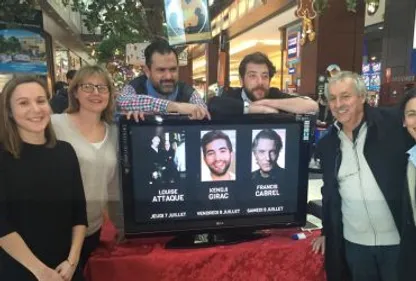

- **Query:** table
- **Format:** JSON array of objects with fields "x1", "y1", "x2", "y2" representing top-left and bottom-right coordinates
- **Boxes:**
[{"x1": 86, "y1": 221, "x2": 326, "y2": 281}]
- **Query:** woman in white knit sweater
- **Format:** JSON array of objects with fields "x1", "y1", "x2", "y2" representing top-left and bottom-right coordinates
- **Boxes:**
[{"x1": 51, "y1": 65, "x2": 118, "y2": 271}]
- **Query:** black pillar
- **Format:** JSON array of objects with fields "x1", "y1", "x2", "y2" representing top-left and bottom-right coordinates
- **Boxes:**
[{"x1": 380, "y1": 0, "x2": 416, "y2": 105}]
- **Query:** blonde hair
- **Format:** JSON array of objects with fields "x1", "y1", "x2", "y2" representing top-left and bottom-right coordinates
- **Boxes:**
[
  {"x1": 66, "y1": 65, "x2": 115, "y2": 123},
  {"x1": 0, "y1": 76, "x2": 56, "y2": 158}
]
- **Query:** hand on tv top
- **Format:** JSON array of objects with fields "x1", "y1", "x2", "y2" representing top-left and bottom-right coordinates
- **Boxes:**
[
  {"x1": 248, "y1": 104, "x2": 279, "y2": 114},
  {"x1": 188, "y1": 104, "x2": 211, "y2": 120},
  {"x1": 311, "y1": 235, "x2": 325, "y2": 255},
  {"x1": 169, "y1": 102, "x2": 211, "y2": 120},
  {"x1": 125, "y1": 111, "x2": 146, "y2": 122}
]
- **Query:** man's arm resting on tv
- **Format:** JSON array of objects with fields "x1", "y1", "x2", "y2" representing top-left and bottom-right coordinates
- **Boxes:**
[
  {"x1": 117, "y1": 84, "x2": 171, "y2": 113},
  {"x1": 253, "y1": 95, "x2": 319, "y2": 114},
  {"x1": 178, "y1": 90, "x2": 210, "y2": 119},
  {"x1": 166, "y1": 99, "x2": 210, "y2": 120},
  {"x1": 208, "y1": 96, "x2": 278, "y2": 117},
  {"x1": 118, "y1": 85, "x2": 210, "y2": 119}
]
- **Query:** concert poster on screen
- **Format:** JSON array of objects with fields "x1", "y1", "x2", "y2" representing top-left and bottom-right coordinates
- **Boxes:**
[{"x1": 130, "y1": 124, "x2": 300, "y2": 223}]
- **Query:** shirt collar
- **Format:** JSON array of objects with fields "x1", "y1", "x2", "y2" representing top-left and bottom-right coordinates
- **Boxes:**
[
  {"x1": 335, "y1": 119, "x2": 366, "y2": 142},
  {"x1": 407, "y1": 145, "x2": 416, "y2": 166},
  {"x1": 333, "y1": 111, "x2": 366, "y2": 142},
  {"x1": 146, "y1": 79, "x2": 178, "y2": 101},
  {"x1": 334, "y1": 121, "x2": 342, "y2": 131},
  {"x1": 352, "y1": 118, "x2": 366, "y2": 142},
  {"x1": 241, "y1": 89, "x2": 252, "y2": 103}
]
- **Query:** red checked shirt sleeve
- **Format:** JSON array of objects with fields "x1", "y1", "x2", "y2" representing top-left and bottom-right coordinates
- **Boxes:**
[
  {"x1": 189, "y1": 91, "x2": 208, "y2": 109},
  {"x1": 117, "y1": 84, "x2": 170, "y2": 113}
]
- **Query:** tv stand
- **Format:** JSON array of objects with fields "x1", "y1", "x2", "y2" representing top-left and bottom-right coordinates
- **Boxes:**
[{"x1": 165, "y1": 231, "x2": 270, "y2": 249}]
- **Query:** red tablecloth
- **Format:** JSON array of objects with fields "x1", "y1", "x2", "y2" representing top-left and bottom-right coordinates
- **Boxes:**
[{"x1": 86, "y1": 221, "x2": 326, "y2": 281}]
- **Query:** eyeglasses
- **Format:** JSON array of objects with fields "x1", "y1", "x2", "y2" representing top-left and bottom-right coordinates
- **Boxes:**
[{"x1": 79, "y1": 83, "x2": 109, "y2": 94}]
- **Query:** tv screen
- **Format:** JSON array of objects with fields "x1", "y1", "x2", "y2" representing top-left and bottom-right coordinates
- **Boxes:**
[{"x1": 119, "y1": 114, "x2": 312, "y2": 238}]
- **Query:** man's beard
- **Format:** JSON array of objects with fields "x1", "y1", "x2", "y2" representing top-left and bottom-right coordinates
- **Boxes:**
[
  {"x1": 243, "y1": 86, "x2": 269, "y2": 101},
  {"x1": 154, "y1": 80, "x2": 178, "y2": 96},
  {"x1": 208, "y1": 161, "x2": 231, "y2": 177}
]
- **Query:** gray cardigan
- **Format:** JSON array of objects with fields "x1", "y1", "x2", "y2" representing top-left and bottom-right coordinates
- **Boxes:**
[{"x1": 51, "y1": 114, "x2": 119, "y2": 236}]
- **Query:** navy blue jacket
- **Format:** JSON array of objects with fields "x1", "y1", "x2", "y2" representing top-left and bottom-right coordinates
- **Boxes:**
[{"x1": 207, "y1": 87, "x2": 295, "y2": 118}]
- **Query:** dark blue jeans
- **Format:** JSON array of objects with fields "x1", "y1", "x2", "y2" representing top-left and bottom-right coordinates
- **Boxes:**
[{"x1": 345, "y1": 239, "x2": 399, "y2": 281}]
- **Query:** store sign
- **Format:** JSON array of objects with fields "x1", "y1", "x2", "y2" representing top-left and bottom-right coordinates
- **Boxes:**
[
  {"x1": 362, "y1": 63, "x2": 370, "y2": 73},
  {"x1": 287, "y1": 84, "x2": 297, "y2": 94},
  {"x1": 372, "y1": 62, "x2": 381, "y2": 72},
  {"x1": 125, "y1": 43, "x2": 149, "y2": 66},
  {"x1": 178, "y1": 49, "x2": 188, "y2": 66},
  {"x1": 0, "y1": 29, "x2": 47, "y2": 75},
  {"x1": 362, "y1": 62, "x2": 381, "y2": 91},
  {"x1": 0, "y1": 9, "x2": 43, "y2": 29},
  {"x1": 164, "y1": 0, "x2": 212, "y2": 46},
  {"x1": 287, "y1": 32, "x2": 300, "y2": 64},
  {"x1": 287, "y1": 34, "x2": 299, "y2": 61},
  {"x1": 126, "y1": 42, "x2": 188, "y2": 66},
  {"x1": 286, "y1": 23, "x2": 302, "y2": 65},
  {"x1": 391, "y1": 75, "x2": 416, "y2": 82}
]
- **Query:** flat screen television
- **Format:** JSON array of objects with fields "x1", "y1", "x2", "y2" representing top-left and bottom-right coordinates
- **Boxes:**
[{"x1": 119, "y1": 114, "x2": 312, "y2": 247}]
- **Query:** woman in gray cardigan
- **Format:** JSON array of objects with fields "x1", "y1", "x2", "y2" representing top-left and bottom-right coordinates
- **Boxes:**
[{"x1": 51, "y1": 65, "x2": 119, "y2": 271}]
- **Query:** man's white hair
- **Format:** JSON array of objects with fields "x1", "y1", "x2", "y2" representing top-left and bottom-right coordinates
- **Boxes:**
[{"x1": 327, "y1": 71, "x2": 368, "y2": 99}]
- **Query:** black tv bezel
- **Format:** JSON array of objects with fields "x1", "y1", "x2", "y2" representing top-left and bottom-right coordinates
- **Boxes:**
[{"x1": 118, "y1": 113, "x2": 311, "y2": 238}]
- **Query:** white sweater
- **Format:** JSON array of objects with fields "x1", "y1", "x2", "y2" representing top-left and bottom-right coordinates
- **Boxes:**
[
  {"x1": 51, "y1": 114, "x2": 118, "y2": 236},
  {"x1": 338, "y1": 123, "x2": 400, "y2": 246}
]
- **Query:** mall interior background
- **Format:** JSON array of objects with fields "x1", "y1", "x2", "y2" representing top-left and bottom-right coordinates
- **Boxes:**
[{"x1": 0, "y1": 0, "x2": 415, "y2": 107}]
